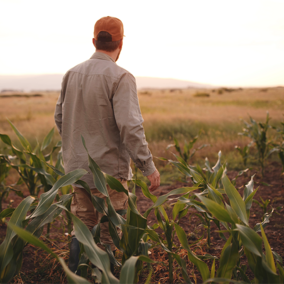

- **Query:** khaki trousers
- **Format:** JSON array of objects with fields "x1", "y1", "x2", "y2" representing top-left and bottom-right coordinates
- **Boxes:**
[{"x1": 71, "y1": 179, "x2": 128, "y2": 251}]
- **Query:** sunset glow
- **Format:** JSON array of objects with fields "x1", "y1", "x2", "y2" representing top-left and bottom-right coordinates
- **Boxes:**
[{"x1": 0, "y1": 0, "x2": 284, "y2": 87}]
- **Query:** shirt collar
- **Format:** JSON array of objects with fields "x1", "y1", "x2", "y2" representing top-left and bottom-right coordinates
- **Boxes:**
[{"x1": 90, "y1": 51, "x2": 115, "y2": 63}]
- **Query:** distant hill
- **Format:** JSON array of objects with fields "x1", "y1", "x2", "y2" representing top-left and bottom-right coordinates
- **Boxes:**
[
  {"x1": 0, "y1": 74, "x2": 213, "y2": 92},
  {"x1": 136, "y1": 77, "x2": 213, "y2": 89}
]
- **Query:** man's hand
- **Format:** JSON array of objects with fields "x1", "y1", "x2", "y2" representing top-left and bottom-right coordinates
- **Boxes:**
[{"x1": 147, "y1": 169, "x2": 160, "y2": 192}]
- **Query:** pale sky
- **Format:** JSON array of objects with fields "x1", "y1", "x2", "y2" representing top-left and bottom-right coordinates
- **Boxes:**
[{"x1": 0, "y1": 0, "x2": 284, "y2": 87}]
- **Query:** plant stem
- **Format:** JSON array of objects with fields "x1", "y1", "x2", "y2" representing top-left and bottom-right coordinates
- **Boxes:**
[
  {"x1": 46, "y1": 223, "x2": 50, "y2": 238},
  {"x1": 168, "y1": 252, "x2": 173, "y2": 283},
  {"x1": 207, "y1": 219, "x2": 211, "y2": 247}
]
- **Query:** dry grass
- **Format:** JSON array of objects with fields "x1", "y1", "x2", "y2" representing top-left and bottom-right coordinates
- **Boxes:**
[
  {"x1": 139, "y1": 87, "x2": 284, "y2": 122},
  {"x1": 0, "y1": 87, "x2": 283, "y2": 164},
  {"x1": 0, "y1": 92, "x2": 60, "y2": 143}
]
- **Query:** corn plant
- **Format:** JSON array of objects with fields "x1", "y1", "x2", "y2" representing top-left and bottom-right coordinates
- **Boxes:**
[
  {"x1": 0, "y1": 155, "x2": 24, "y2": 219},
  {"x1": 253, "y1": 197, "x2": 270, "y2": 216},
  {"x1": 0, "y1": 157, "x2": 11, "y2": 212},
  {"x1": 235, "y1": 143, "x2": 252, "y2": 167},
  {"x1": 0, "y1": 167, "x2": 87, "y2": 283},
  {"x1": 167, "y1": 135, "x2": 208, "y2": 165},
  {"x1": 198, "y1": 174, "x2": 283, "y2": 283},
  {"x1": 167, "y1": 151, "x2": 284, "y2": 283},
  {"x1": 0, "y1": 121, "x2": 66, "y2": 237},
  {"x1": 168, "y1": 151, "x2": 227, "y2": 247},
  {"x1": 134, "y1": 178, "x2": 215, "y2": 283},
  {"x1": 239, "y1": 112, "x2": 273, "y2": 176},
  {"x1": 271, "y1": 121, "x2": 284, "y2": 172},
  {"x1": 0, "y1": 121, "x2": 62, "y2": 197}
]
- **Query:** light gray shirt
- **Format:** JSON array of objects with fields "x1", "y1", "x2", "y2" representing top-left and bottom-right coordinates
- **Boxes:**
[{"x1": 54, "y1": 51, "x2": 156, "y2": 188}]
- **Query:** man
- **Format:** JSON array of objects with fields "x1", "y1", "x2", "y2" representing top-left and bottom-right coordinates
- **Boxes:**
[{"x1": 54, "y1": 16, "x2": 160, "y2": 273}]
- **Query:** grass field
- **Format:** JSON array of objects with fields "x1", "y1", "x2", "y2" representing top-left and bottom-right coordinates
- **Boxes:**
[{"x1": 0, "y1": 87, "x2": 283, "y2": 175}]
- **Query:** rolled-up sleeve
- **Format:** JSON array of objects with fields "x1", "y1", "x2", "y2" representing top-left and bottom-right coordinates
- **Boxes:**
[{"x1": 113, "y1": 73, "x2": 156, "y2": 176}]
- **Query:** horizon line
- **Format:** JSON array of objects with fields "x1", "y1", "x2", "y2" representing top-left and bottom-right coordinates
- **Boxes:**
[{"x1": 0, "y1": 73, "x2": 283, "y2": 89}]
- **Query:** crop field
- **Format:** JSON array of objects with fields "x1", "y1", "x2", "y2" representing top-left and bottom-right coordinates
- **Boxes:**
[
  {"x1": 1, "y1": 87, "x2": 283, "y2": 163},
  {"x1": 0, "y1": 87, "x2": 284, "y2": 283}
]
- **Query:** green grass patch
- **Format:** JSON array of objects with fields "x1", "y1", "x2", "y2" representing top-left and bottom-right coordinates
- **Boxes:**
[
  {"x1": 193, "y1": 92, "x2": 210, "y2": 98},
  {"x1": 144, "y1": 120, "x2": 243, "y2": 142},
  {"x1": 207, "y1": 99, "x2": 284, "y2": 109}
]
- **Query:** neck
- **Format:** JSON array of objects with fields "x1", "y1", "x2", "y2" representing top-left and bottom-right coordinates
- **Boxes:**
[{"x1": 96, "y1": 49, "x2": 119, "y2": 62}]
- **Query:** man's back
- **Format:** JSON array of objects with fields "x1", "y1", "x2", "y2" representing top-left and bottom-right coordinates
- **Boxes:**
[{"x1": 55, "y1": 51, "x2": 156, "y2": 188}]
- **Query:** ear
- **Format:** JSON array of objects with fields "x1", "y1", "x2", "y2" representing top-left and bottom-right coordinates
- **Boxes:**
[
  {"x1": 119, "y1": 39, "x2": 123, "y2": 49},
  {"x1": 92, "y1": 38, "x2": 96, "y2": 48}
]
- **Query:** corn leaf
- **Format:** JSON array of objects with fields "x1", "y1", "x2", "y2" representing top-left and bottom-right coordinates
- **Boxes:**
[
  {"x1": 31, "y1": 169, "x2": 87, "y2": 218},
  {"x1": 0, "y1": 196, "x2": 34, "y2": 274},
  {"x1": 235, "y1": 224, "x2": 262, "y2": 257},
  {"x1": 75, "y1": 180, "x2": 108, "y2": 215},
  {"x1": 217, "y1": 242, "x2": 239, "y2": 279},
  {"x1": 105, "y1": 174, "x2": 128, "y2": 195},
  {"x1": 210, "y1": 259, "x2": 215, "y2": 279},
  {"x1": 81, "y1": 136, "x2": 108, "y2": 197},
  {"x1": 207, "y1": 184, "x2": 224, "y2": 205},
  {"x1": 172, "y1": 201, "x2": 186, "y2": 220},
  {"x1": 0, "y1": 208, "x2": 15, "y2": 219},
  {"x1": 58, "y1": 258, "x2": 91, "y2": 284},
  {"x1": 276, "y1": 262, "x2": 284, "y2": 283},
  {"x1": 173, "y1": 254, "x2": 192, "y2": 284},
  {"x1": 197, "y1": 195, "x2": 233, "y2": 224},
  {"x1": 245, "y1": 188, "x2": 258, "y2": 211},
  {"x1": 126, "y1": 209, "x2": 147, "y2": 255},
  {"x1": 225, "y1": 203, "x2": 240, "y2": 224},
  {"x1": 243, "y1": 175, "x2": 255, "y2": 201},
  {"x1": 41, "y1": 127, "x2": 54, "y2": 151},
  {"x1": 8, "y1": 119, "x2": 31, "y2": 151},
  {"x1": 26, "y1": 194, "x2": 72, "y2": 235},
  {"x1": 0, "y1": 134, "x2": 26, "y2": 162},
  {"x1": 260, "y1": 224, "x2": 276, "y2": 273},
  {"x1": 144, "y1": 268, "x2": 153, "y2": 284},
  {"x1": 175, "y1": 223, "x2": 210, "y2": 281},
  {"x1": 169, "y1": 160, "x2": 192, "y2": 177},
  {"x1": 212, "y1": 151, "x2": 222, "y2": 173},
  {"x1": 119, "y1": 255, "x2": 153, "y2": 284},
  {"x1": 71, "y1": 213, "x2": 119, "y2": 284},
  {"x1": 134, "y1": 179, "x2": 157, "y2": 203},
  {"x1": 145, "y1": 187, "x2": 199, "y2": 218},
  {"x1": 8, "y1": 223, "x2": 91, "y2": 283},
  {"x1": 222, "y1": 175, "x2": 248, "y2": 225}
]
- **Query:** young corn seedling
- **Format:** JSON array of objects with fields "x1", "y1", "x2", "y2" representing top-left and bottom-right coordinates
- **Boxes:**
[
  {"x1": 253, "y1": 197, "x2": 271, "y2": 217},
  {"x1": 235, "y1": 142, "x2": 252, "y2": 167},
  {"x1": 0, "y1": 121, "x2": 62, "y2": 197},
  {"x1": 0, "y1": 156, "x2": 12, "y2": 213},
  {"x1": 0, "y1": 121, "x2": 65, "y2": 237},
  {"x1": 167, "y1": 135, "x2": 208, "y2": 165},
  {"x1": 239, "y1": 112, "x2": 273, "y2": 176},
  {"x1": 169, "y1": 151, "x2": 226, "y2": 246},
  {"x1": 271, "y1": 121, "x2": 284, "y2": 172}
]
